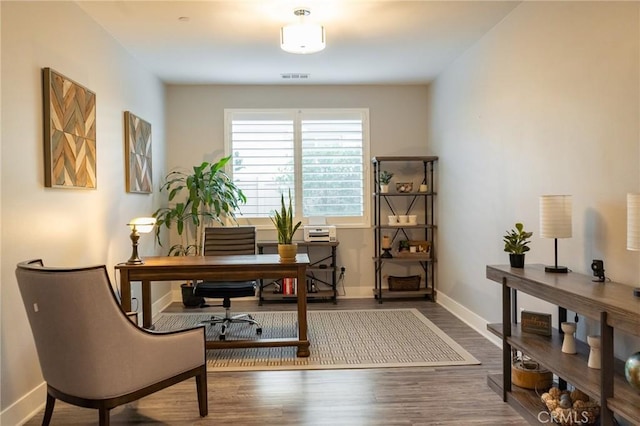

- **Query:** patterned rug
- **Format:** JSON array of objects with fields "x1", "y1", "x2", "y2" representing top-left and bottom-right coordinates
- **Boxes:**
[{"x1": 153, "y1": 309, "x2": 480, "y2": 372}]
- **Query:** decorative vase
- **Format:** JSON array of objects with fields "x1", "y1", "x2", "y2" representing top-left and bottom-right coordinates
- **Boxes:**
[
  {"x1": 561, "y1": 322, "x2": 577, "y2": 354},
  {"x1": 278, "y1": 243, "x2": 298, "y2": 263},
  {"x1": 380, "y1": 184, "x2": 389, "y2": 193},
  {"x1": 625, "y1": 351, "x2": 640, "y2": 391},
  {"x1": 509, "y1": 254, "x2": 525, "y2": 268},
  {"x1": 587, "y1": 335, "x2": 601, "y2": 369}
]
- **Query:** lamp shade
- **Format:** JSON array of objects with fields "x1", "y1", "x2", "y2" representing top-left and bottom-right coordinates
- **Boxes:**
[
  {"x1": 539, "y1": 195, "x2": 572, "y2": 239},
  {"x1": 128, "y1": 217, "x2": 156, "y2": 234},
  {"x1": 627, "y1": 193, "x2": 640, "y2": 251}
]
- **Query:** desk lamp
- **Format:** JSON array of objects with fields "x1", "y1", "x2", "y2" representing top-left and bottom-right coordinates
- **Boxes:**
[
  {"x1": 126, "y1": 217, "x2": 156, "y2": 265},
  {"x1": 626, "y1": 193, "x2": 640, "y2": 297},
  {"x1": 539, "y1": 195, "x2": 572, "y2": 273}
]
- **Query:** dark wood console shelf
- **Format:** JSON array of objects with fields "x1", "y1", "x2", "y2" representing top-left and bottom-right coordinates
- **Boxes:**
[{"x1": 486, "y1": 264, "x2": 640, "y2": 426}]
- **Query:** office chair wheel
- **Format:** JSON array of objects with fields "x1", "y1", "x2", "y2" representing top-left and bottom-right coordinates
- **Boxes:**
[{"x1": 256, "y1": 327, "x2": 262, "y2": 335}]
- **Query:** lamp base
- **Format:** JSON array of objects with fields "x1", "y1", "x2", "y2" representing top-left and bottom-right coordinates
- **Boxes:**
[
  {"x1": 126, "y1": 258, "x2": 144, "y2": 265},
  {"x1": 545, "y1": 265, "x2": 569, "y2": 273},
  {"x1": 381, "y1": 248, "x2": 393, "y2": 258}
]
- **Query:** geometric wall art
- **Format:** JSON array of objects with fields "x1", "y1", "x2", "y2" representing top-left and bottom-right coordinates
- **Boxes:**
[
  {"x1": 124, "y1": 111, "x2": 152, "y2": 193},
  {"x1": 42, "y1": 67, "x2": 97, "y2": 189}
]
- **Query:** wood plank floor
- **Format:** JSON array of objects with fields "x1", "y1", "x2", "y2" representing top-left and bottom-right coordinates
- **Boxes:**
[{"x1": 24, "y1": 298, "x2": 528, "y2": 425}]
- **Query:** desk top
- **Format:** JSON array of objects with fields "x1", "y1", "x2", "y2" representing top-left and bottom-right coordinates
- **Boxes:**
[{"x1": 116, "y1": 254, "x2": 310, "y2": 271}]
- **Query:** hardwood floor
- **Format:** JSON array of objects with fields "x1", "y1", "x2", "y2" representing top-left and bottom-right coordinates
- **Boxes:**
[{"x1": 24, "y1": 298, "x2": 528, "y2": 425}]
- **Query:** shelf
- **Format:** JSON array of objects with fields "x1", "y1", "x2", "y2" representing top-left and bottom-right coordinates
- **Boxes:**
[
  {"x1": 487, "y1": 374, "x2": 549, "y2": 426},
  {"x1": 377, "y1": 224, "x2": 436, "y2": 229},
  {"x1": 374, "y1": 256, "x2": 433, "y2": 263},
  {"x1": 487, "y1": 323, "x2": 600, "y2": 400},
  {"x1": 372, "y1": 155, "x2": 439, "y2": 162},
  {"x1": 375, "y1": 192, "x2": 437, "y2": 197},
  {"x1": 260, "y1": 289, "x2": 336, "y2": 302},
  {"x1": 257, "y1": 241, "x2": 339, "y2": 248},
  {"x1": 372, "y1": 288, "x2": 434, "y2": 300}
]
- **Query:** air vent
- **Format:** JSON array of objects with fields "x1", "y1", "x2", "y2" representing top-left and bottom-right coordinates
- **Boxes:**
[{"x1": 281, "y1": 73, "x2": 310, "y2": 79}]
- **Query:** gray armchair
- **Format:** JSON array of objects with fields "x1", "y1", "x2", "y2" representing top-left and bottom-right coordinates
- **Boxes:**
[{"x1": 15, "y1": 259, "x2": 208, "y2": 426}]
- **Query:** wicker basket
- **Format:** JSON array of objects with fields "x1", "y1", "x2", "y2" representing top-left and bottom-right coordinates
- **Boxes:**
[{"x1": 388, "y1": 275, "x2": 421, "y2": 291}]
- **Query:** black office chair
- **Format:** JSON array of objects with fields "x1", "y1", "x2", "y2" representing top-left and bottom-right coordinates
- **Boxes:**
[{"x1": 194, "y1": 226, "x2": 262, "y2": 340}]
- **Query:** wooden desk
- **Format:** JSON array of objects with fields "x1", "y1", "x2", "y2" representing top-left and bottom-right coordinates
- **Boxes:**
[{"x1": 115, "y1": 254, "x2": 310, "y2": 357}]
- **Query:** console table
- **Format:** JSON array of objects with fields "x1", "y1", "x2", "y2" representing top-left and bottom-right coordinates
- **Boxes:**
[
  {"x1": 486, "y1": 264, "x2": 640, "y2": 425},
  {"x1": 116, "y1": 254, "x2": 311, "y2": 357}
]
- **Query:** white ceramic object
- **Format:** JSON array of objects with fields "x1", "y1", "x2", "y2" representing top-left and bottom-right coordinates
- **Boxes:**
[
  {"x1": 561, "y1": 322, "x2": 577, "y2": 354},
  {"x1": 398, "y1": 215, "x2": 409, "y2": 224},
  {"x1": 587, "y1": 335, "x2": 601, "y2": 369},
  {"x1": 408, "y1": 215, "x2": 417, "y2": 225},
  {"x1": 419, "y1": 184, "x2": 428, "y2": 192},
  {"x1": 388, "y1": 215, "x2": 397, "y2": 225}
]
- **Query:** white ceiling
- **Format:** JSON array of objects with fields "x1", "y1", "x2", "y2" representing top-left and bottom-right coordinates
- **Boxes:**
[{"x1": 77, "y1": 1, "x2": 520, "y2": 85}]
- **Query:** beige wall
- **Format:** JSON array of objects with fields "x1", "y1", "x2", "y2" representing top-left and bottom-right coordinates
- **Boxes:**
[
  {"x1": 429, "y1": 1, "x2": 640, "y2": 354},
  {"x1": 1, "y1": 2, "x2": 167, "y2": 423},
  {"x1": 165, "y1": 84, "x2": 432, "y2": 297}
]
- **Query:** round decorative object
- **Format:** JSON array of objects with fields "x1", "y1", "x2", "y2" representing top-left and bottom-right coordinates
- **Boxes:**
[{"x1": 625, "y1": 351, "x2": 640, "y2": 391}]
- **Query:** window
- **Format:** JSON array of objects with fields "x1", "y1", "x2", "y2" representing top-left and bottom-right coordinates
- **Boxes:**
[{"x1": 225, "y1": 109, "x2": 370, "y2": 227}]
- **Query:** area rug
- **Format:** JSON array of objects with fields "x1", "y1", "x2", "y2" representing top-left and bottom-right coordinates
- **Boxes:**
[{"x1": 153, "y1": 309, "x2": 480, "y2": 372}]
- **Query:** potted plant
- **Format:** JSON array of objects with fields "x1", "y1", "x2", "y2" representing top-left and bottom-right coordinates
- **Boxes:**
[
  {"x1": 153, "y1": 156, "x2": 246, "y2": 306},
  {"x1": 503, "y1": 222, "x2": 533, "y2": 268},
  {"x1": 379, "y1": 170, "x2": 393, "y2": 193},
  {"x1": 270, "y1": 189, "x2": 302, "y2": 262}
]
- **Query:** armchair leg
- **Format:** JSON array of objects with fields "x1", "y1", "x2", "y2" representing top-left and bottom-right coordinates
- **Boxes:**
[
  {"x1": 42, "y1": 392, "x2": 55, "y2": 426},
  {"x1": 98, "y1": 407, "x2": 110, "y2": 426},
  {"x1": 196, "y1": 365, "x2": 208, "y2": 417}
]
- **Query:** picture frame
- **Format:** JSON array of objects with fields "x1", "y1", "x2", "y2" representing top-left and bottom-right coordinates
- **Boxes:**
[
  {"x1": 124, "y1": 111, "x2": 152, "y2": 193},
  {"x1": 396, "y1": 240, "x2": 431, "y2": 257},
  {"x1": 409, "y1": 240, "x2": 431, "y2": 256},
  {"x1": 43, "y1": 68, "x2": 96, "y2": 189}
]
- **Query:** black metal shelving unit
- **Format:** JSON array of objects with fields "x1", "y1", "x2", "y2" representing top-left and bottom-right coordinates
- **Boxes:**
[{"x1": 372, "y1": 156, "x2": 438, "y2": 303}]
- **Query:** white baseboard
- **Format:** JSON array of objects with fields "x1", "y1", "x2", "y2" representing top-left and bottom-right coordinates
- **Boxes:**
[
  {"x1": 0, "y1": 381, "x2": 46, "y2": 426},
  {"x1": 436, "y1": 291, "x2": 502, "y2": 349}
]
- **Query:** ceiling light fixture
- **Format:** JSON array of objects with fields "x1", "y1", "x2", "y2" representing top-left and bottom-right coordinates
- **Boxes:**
[{"x1": 280, "y1": 8, "x2": 326, "y2": 54}]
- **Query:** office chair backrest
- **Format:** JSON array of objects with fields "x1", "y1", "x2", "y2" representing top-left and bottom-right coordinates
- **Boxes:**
[{"x1": 203, "y1": 226, "x2": 256, "y2": 256}]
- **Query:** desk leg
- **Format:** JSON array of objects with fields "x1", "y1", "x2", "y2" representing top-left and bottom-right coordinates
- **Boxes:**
[
  {"x1": 119, "y1": 270, "x2": 132, "y2": 313},
  {"x1": 296, "y1": 265, "x2": 310, "y2": 357},
  {"x1": 142, "y1": 280, "x2": 152, "y2": 329}
]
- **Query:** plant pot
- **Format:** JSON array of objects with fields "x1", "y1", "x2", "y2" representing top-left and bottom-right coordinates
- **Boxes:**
[
  {"x1": 509, "y1": 253, "x2": 525, "y2": 268},
  {"x1": 278, "y1": 243, "x2": 298, "y2": 263},
  {"x1": 181, "y1": 283, "x2": 204, "y2": 308},
  {"x1": 380, "y1": 184, "x2": 389, "y2": 193}
]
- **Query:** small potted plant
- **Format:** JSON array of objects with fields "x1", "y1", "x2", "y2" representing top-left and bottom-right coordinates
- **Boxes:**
[
  {"x1": 379, "y1": 170, "x2": 394, "y2": 193},
  {"x1": 270, "y1": 189, "x2": 302, "y2": 262},
  {"x1": 503, "y1": 222, "x2": 533, "y2": 268}
]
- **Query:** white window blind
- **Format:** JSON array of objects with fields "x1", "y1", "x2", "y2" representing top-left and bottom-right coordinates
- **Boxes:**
[{"x1": 225, "y1": 109, "x2": 370, "y2": 226}]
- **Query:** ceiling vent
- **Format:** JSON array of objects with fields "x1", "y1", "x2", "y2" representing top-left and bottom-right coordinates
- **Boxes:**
[{"x1": 281, "y1": 73, "x2": 310, "y2": 80}]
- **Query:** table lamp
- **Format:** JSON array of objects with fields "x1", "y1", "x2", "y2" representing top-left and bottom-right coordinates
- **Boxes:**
[
  {"x1": 539, "y1": 195, "x2": 572, "y2": 273},
  {"x1": 626, "y1": 193, "x2": 640, "y2": 297},
  {"x1": 126, "y1": 217, "x2": 156, "y2": 265}
]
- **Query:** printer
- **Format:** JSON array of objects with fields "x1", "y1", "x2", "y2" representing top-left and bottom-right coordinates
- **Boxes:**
[{"x1": 303, "y1": 225, "x2": 337, "y2": 242}]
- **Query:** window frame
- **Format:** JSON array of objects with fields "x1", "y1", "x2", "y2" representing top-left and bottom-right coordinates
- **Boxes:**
[{"x1": 224, "y1": 108, "x2": 371, "y2": 229}]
